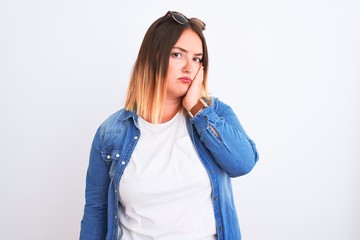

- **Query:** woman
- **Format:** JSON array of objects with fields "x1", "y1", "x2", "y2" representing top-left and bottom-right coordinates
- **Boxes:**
[{"x1": 80, "y1": 11, "x2": 259, "y2": 240}]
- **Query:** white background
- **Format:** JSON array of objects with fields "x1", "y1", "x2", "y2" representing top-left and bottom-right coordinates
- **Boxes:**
[{"x1": 1, "y1": 0, "x2": 359, "y2": 239}]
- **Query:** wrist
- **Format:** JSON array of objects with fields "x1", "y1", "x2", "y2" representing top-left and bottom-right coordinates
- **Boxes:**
[{"x1": 187, "y1": 98, "x2": 208, "y2": 118}]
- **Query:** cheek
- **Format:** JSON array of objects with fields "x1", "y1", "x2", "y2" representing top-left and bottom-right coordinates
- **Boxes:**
[
  {"x1": 168, "y1": 58, "x2": 184, "y2": 70},
  {"x1": 167, "y1": 61, "x2": 179, "y2": 78}
]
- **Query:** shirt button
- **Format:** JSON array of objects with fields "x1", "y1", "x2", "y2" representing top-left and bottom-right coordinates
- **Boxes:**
[
  {"x1": 210, "y1": 170, "x2": 214, "y2": 174},
  {"x1": 115, "y1": 190, "x2": 117, "y2": 193},
  {"x1": 107, "y1": 155, "x2": 111, "y2": 159},
  {"x1": 214, "y1": 196, "x2": 218, "y2": 200},
  {"x1": 115, "y1": 216, "x2": 117, "y2": 219},
  {"x1": 121, "y1": 161, "x2": 126, "y2": 165},
  {"x1": 116, "y1": 153, "x2": 120, "y2": 158},
  {"x1": 134, "y1": 136, "x2": 138, "y2": 140}
]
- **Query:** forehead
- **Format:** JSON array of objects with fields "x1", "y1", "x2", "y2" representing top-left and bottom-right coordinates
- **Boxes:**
[{"x1": 173, "y1": 29, "x2": 203, "y2": 53}]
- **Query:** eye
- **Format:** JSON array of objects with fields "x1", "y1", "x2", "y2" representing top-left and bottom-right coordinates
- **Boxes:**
[
  {"x1": 193, "y1": 57, "x2": 203, "y2": 63},
  {"x1": 170, "y1": 52, "x2": 183, "y2": 58}
]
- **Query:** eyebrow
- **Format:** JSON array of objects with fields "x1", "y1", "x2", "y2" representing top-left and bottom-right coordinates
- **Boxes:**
[{"x1": 172, "y1": 46, "x2": 203, "y2": 56}]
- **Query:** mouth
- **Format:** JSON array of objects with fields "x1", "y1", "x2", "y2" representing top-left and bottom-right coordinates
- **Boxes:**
[{"x1": 179, "y1": 77, "x2": 192, "y2": 84}]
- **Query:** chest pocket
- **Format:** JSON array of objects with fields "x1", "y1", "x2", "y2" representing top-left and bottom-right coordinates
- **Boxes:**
[{"x1": 101, "y1": 147, "x2": 122, "y2": 180}]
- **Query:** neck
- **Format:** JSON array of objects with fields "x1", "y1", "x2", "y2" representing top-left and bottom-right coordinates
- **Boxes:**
[{"x1": 160, "y1": 98, "x2": 182, "y2": 123}]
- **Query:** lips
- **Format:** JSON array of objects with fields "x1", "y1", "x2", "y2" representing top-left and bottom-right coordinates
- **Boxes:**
[{"x1": 179, "y1": 77, "x2": 191, "y2": 84}]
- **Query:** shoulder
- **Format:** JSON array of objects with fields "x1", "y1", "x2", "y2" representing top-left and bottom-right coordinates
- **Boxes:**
[{"x1": 97, "y1": 108, "x2": 137, "y2": 136}]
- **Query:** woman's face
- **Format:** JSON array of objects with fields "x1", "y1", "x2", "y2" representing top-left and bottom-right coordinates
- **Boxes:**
[{"x1": 165, "y1": 28, "x2": 203, "y2": 101}]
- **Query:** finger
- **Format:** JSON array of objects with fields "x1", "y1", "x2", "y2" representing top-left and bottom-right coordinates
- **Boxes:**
[{"x1": 193, "y1": 65, "x2": 204, "y2": 83}]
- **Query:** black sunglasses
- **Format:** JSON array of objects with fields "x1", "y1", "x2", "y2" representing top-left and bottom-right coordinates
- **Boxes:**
[{"x1": 166, "y1": 11, "x2": 206, "y2": 31}]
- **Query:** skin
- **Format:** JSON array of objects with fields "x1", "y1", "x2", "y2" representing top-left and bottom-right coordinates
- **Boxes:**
[{"x1": 162, "y1": 28, "x2": 204, "y2": 123}]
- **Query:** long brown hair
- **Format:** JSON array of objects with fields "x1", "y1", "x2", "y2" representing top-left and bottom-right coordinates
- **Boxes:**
[{"x1": 125, "y1": 12, "x2": 210, "y2": 123}]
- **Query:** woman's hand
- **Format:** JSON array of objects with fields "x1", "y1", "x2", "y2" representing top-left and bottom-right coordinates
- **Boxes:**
[{"x1": 182, "y1": 65, "x2": 204, "y2": 111}]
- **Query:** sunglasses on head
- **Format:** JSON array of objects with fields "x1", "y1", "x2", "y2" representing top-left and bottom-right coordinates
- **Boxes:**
[{"x1": 166, "y1": 11, "x2": 206, "y2": 31}]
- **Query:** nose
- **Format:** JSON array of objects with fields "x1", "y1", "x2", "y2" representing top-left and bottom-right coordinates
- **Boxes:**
[
  {"x1": 182, "y1": 58, "x2": 194, "y2": 74},
  {"x1": 182, "y1": 66, "x2": 191, "y2": 74}
]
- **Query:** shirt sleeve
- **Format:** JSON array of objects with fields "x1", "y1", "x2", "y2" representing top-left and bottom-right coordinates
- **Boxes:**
[
  {"x1": 80, "y1": 126, "x2": 109, "y2": 239},
  {"x1": 189, "y1": 98, "x2": 259, "y2": 177}
]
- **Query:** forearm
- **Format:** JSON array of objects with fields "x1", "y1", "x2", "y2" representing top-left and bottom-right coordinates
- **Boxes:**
[{"x1": 190, "y1": 104, "x2": 258, "y2": 177}]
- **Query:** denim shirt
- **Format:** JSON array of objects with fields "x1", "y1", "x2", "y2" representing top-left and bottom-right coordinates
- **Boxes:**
[{"x1": 80, "y1": 97, "x2": 259, "y2": 240}]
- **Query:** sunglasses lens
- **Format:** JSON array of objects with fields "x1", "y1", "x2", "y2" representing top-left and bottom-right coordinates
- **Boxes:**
[
  {"x1": 171, "y1": 12, "x2": 188, "y2": 25},
  {"x1": 191, "y1": 18, "x2": 206, "y2": 31},
  {"x1": 167, "y1": 11, "x2": 206, "y2": 31}
]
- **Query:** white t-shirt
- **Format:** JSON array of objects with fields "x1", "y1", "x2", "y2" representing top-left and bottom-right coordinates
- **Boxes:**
[{"x1": 118, "y1": 113, "x2": 217, "y2": 240}]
